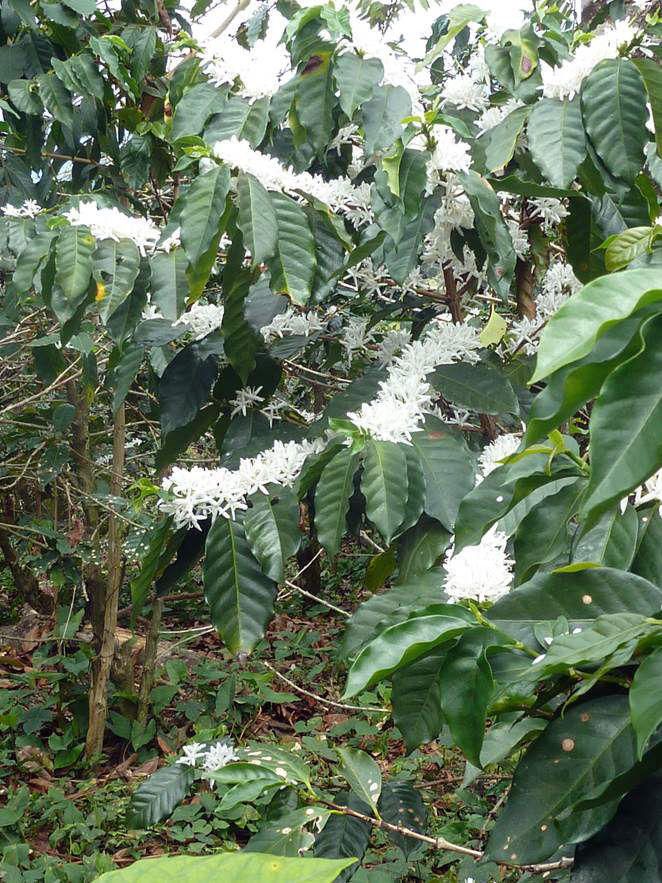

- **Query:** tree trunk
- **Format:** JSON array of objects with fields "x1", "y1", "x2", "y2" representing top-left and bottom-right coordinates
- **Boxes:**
[
  {"x1": 85, "y1": 403, "x2": 126, "y2": 759},
  {"x1": 136, "y1": 597, "x2": 164, "y2": 726}
]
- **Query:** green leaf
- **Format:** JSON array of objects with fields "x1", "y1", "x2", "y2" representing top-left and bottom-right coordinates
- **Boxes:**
[
  {"x1": 527, "y1": 97, "x2": 586, "y2": 187},
  {"x1": 538, "y1": 613, "x2": 652, "y2": 674},
  {"x1": 529, "y1": 268, "x2": 662, "y2": 383},
  {"x1": 336, "y1": 747, "x2": 382, "y2": 813},
  {"x1": 572, "y1": 504, "x2": 639, "y2": 571},
  {"x1": 149, "y1": 248, "x2": 188, "y2": 320},
  {"x1": 487, "y1": 567, "x2": 662, "y2": 646},
  {"x1": 604, "y1": 227, "x2": 655, "y2": 273},
  {"x1": 392, "y1": 647, "x2": 446, "y2": 752},
  {"x1": 340, "y1": 572, "x2": 444, "y2": 658},
  {"x1": 513, "y1": 479, "x2": 585, "y2": 584},
  {"x1": 361, "y1": 440, "x2": 408, "y2": 544},
  {"x1": 203, "y1": 516, "x2": 277, "y2": 654},
  {"x1": 236, "y1": 174, "x2": 278, "y2": 266},
  {"x1": 581, "y1": 58, "x2": 648, "y2": 184},
  {"x1": 632, "y1": 58, "x2": 662, "y2": 158},
  {"x1": 244, "y1": 491, "x2": 301, "y2": 583},
  {"x1": 439, "y1": 629, "x2": 496, "y2": 767},
  {"x1": 525, "y1": 309, "x2": 652, "y2": 445},
  {"x1": 422, "y1": 4, "x2": 485, "y2": 66},
  {"x1": 344, "y1": 607, "x2": 476, "y2": 697},
  {"x1": 397, "y1": 445, "x2": 426, "y2": 535},
  {"x1": 9, "y1": 78, "x2": 42, "y2": 114},
  {"x1": 158, "y1": 336, "x2": 222, "y2": 435},
  {"x1": 378, "y1": 782, "x2": 427, "y2": 858},
  {"x1": 362, "y1": 84, "x2": 412, "y2": 153},
  {"x1": 409, "y1": 415, "x2": 475, "y2": 531},
  {"x1": 334, "y1": 52, "x2": 383, "y2": 117},
  {"x1": 172, "y1": 82, "x2": 227, "y2": 140},
  {"x1": 126, "y1": 763, "x2": 195, "y2": 828},
  {"x1": 95, "y1": 239, "x2": 141, "y2": 323},
  {"x1": 583, "y1": 314, "x2": 662, "y2": 520},
  {"x1": 54, "y1": 225, "x2": 95, "y2": 322},
  {"x1": 630, "y1": 646, "x2": 662, "y2": 759},
  {"x1": 483, "y1": 105, "x2": 531, "y2": 173},
  {"x1": 631, "y1": 504, "x2": 662, "y2": 587},
  {"x1": 267, "y1": 192, "x2": 316, "y2": 307},
  {"x1": 181, "y1": 166, "x2": 231, "y2": 265},
  {"x1": 96, "y1": 853, "x2": 358, "y2": 883},
  {"x1": 206, "y1": 95, "x2": 270, "y2": 148},
  {"x1": 237, "y1": 743, "x2": 311, "y2": 788},
  {"x1": 486, "y1": 696, "x2": 636, "y2": 864},
  {"x1": 571, "y1": 778, "x2": 662, "y2": 883},
  {"x1": 314, "y1": 449, "x2": 359, "y2": 556},
  {"x1": 463, "y1": 717, "x2": 548, "y2": 786},
  {"x1": 222, "y1": 275, "x2": 263, "y2": 384},
  {"x1": 564, "y1": 196, "x2": 606, "y2": 283},
  {"x1": 457, "y1": 170, "x2": 516, "y2": 299},
  {"x1": 430, "y1": 361, "x2": 519, "y2": 416},
  {"x1": 313, "y1": 793, "x2": 371, "y2": 881},
  {"x1": 296, "y1": 52, "x2": 335, "y2": 152},
  {"x1": 61, "y1": 0, "x2": 95, "y2": 13}
]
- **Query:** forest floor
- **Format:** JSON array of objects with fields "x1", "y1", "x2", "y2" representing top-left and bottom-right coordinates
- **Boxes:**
[{"x1": 0, "y1": 544, "x2": 548, "y2": 883}]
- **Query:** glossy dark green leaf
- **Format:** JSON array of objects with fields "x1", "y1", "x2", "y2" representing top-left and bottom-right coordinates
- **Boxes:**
[
  {"x1": 243, "y1": 491, "x2": 301, "y2": 583},
  {"x1": 95, "y1": 238, "x2": 141, "y2": 323},
  {"x1": 297, "y1": 52, "x2": 335, "y2": 152},
  {"x1": 633, "y1": 57, "x2": 662, "y2": 158},
  {"x1": 221, "y1": 275, "x2": 263, "y2": 384},
  {"x1": 572, "y1": 504, "x2": 639, "y2": 571},
  {"x1": 361, "y1": 440, "x2": 408, "y2": 544},
  {"x1": 513, "y1": 479, "x2": 585, "y2": 584},
  {"x1": 605, "y1": 227, "x2": 656, "y2": 272},
  {"x1": 314, "y1": 448, "x2": 360, "y2": 556},
  {"x1": 336, "y1": 747, "x2": 381, "y2": 813},
  {"x1": 583, "y1": 314, "x2": 662, "y2": 520},
  {"x1": 344, "y1": 607, "x2": 477, "y2": 697},
  {"x1": 631, "y1": 505, "x2": 662, "y2": 587},
  {"x1": 488, "y1": 567, "x2": 662, "y2": 646},
  {"x1": 527, "y1": 97, "x2": 586, "y2": 187},
  {"x1": 397, "y1": 515, "x2": 451, "y2": 583},
  {"x1": 236, "y1": 174, "x2": 278, "y2": 266},
  {"x1": 396, "y1": 445, "x2": 426, "y2": 536},
  {"x1": 630, "y1": 646, "x2": 662, "y2": 759},
  {"x1": 564, "y1": 196, "x2": 606, "y2": 283},
  {"x1": 362, "y1": 84, "x2": 411, "y2": 153},
  {"x1": 126, "y1": 763, "x2": 195, "y2": 828},
  {"x1": 410, "y1": 416, "x2": 475, "y2": 531},
  {"x1": 334, "y1": 51, "x2": 383, "y2": 117},
  {"x1": 457, "y1": 170, "x2": 516, "y2": 299},
  {"x1": 149, "y1": 248, "x2": 188, "y2": 321},
  {"x1": 158, "y1": 336, "x2": 222, "y2": 435},
  {"x1": 181, "y1": 166, "x2": 231, "y2": 265},
  {"x1": 54, "y1": 225, "x2": 94, "y2": 322},
  {"x1": 430, "y1": 361, "x2": 519, "y2": 415},
  {"x1": 130, "y1": 517, "x2": 173, "y2": 621},
  {"x1": 111, "y1": 342, "x2": 143, "y2": 414},
  {"x1": 378, "y1": 782, "x2": 427, "y2": 858},
  {"x1": 530, "y1": 268, "x2": 662, "y2": 384},
  {"x1": 571, "y1": 777, "x2": 662, "y2": 883},
  {"x1": 171, "y1": 82, "x2": 227, "y2": 140},
  {"x1": 486, "y1": 696, "x2": 636, "y2": 864},
  {"x1": 392, "y1": 647, "x2": 446, "y2": 753},
  {"x1": 313, "y1": 792, "x2": 371, "y2": 881},
  {"x1": 203, "y1": 516, "x2": 277, "y2": 654},
  {"x1": 581, "y1": 59, "x2": 648, "y2": 184},
  {"x1": 267, "y1": 192, "x2": 316, "y2": 307},
  {"x1": 483, "y1": 105, "x2": 530, "y2": 173}
]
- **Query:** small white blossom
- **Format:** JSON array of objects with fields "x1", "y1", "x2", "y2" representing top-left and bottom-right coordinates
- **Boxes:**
[
  {"x1": 443, "y1": 74, "x2": 489, "y2": 112},
  {"x1": 229, "y1": 385, "x2": 264, "y2": 417},
  {"x1": 426, "y1": 126, "x2": 472, "y2": 192},
  {"x1": 201, "y1": 37, "x2": 288, "y2": 99},
  {"x1": 477, "y1": 434, "x2": 521, "y2": 480},
  {"x1": 260, "y1": 308, "x2": 323, "y2": 342},
  {"x1": 444, "y1": 527, "x2": 514, "y2": 603},
  {"x1": 177, "y1": 742, "x2": 209, "y2": 767},
  {"x1": 175, "y1": 302, "x2": 225, "y2": 340},
  {"x1": 158, "y1": 227, "x2": 181, "y2": 253},
  {"x1": 529, "y1": 197, "x2": 569, "y2": 233},
  {"x1": 202, "y1": 740, "x2": 239, "y2": 772}
]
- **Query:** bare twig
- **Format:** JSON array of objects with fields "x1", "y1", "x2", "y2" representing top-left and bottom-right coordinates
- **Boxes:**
[{"x1": 262, "y1": 660, "x2": 388, "y2": 713}]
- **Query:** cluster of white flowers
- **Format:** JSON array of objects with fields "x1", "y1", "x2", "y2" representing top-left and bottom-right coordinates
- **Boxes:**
[
  {"x1": 160, "y1": 437, "x2": 325, "y2": 528},
  {"x1": 260, "y1": 307, "x2": 324, "y2": 342},
  {"x1": 443, "y1": 73, "x2": 489, "y2": 112},
  {"x1": 476, "y1": 98, "x2": 523, "y2": 135},
  {"x1": 529, "y1": 197, "x2": 569, "y2": 233},
  {"x1": 376, "y1": 329, "x2": 411, "y2": 366},
  {"x1": 342, "y1": 316, "x2": 375, "y2": 364},
  {"x1": 425, "y1": 126, "x2": 472, "y2": 193},
  {"x1": 175, "y1": 302, "x2": 225, "y2": 340},
  {"x1": 541, "y1": 20, "x2": 638, "y2": 100},
  {"x1": 63, "y1": 202, "x2": 160, "y2": 255},
  {"x1": 2, "y1": 199, "x2": 40, "y2": 218},
  {"x1": 443, "y1": 527, "x2": 514, "y2": 603},
  {"x1": 348, "y1": 318, "x2": 482, "y2": 443},
  {"x1": 212, "y1": 137, "x2": 372, "y2": 221},
  {"x1": 177, "y1": 740, "x2": 238, "y2": 786},
  {"x1": 229, "y1": 385, "x2": 264, "y2": 417},
  {"x1": 200, "y1": 37, "x2": 288, "y2": 100},
  {"x1": 510, "y1": 260, "x2": 580, "y2": 355},
  {"x1": 476, "y1": 433, "x2": 521, "y2": 480}
]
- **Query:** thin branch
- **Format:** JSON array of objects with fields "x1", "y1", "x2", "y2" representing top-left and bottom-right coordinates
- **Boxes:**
[
  {"x1": 283, "y1": 578, "x2": 350, "y2": 617},
  {"x1": 0, "y1": 358, "x2": 81, "y2": 415},
  {"x1": 262, "y1": 660, "x2": 388, "y2": 714}
]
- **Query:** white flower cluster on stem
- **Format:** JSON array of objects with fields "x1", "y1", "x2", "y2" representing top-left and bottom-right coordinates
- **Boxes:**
[
  {"x1": 260, "y1": 307, "x2": 324, "y2": 342},
  {"x1": 2, "y1": 199, "x2": 41, "y2": 218},
  {"x1": 160, "y1": 437, "x2": 326, "y2": 528},
  {"x1": 63, "y1": 201, "x2": 160, "y2": 255},
  {"x1": 348, "y1": 318, "x2": 482, "y2": 443},
  {"x1": 443, "y1": 526, "x2": 514, "y2": 603},
  {"x1": 177, "y1": 740, "x2": 238, "y2": 787},
  {"x1": 212, "y1": 138, "x2": 372, "y2": 221}
]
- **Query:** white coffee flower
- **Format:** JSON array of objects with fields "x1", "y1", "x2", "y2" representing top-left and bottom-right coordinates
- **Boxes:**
[
  {"x1": 477, "y1": 434, "x2": 521, "y2": 480},
  {"x1": 63, "y1": 202, "x2": 160, "y2": 255},
  {"x1": 177, "y1": 742, "x2": 209, "y2": 767},
  {"x1": 229, "y1": 386, "x2": 264, "y2": 418},
  {"x1": 443, "y1": 74, "x2": 490, "y2": 112},
  {"x1": 444, "y1": 527, "x2": 514, "y2": 603},
  {"x1": 2, "y1": 199, "x2": 40, "y2": 218},
  {"x1": 175, "y1": 302, "x2": 225, "y2": 340}
]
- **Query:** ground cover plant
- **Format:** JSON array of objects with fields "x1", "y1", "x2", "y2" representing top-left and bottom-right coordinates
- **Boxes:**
[{"x1": 1, "y1": 0, "x2": 662, "y2": 878}]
